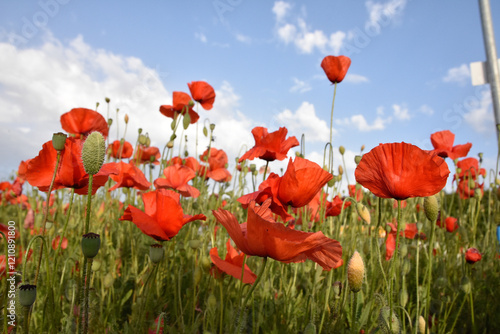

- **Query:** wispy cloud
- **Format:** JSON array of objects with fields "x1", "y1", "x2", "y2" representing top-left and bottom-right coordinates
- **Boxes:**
[
  {"x1": 336, "y1": 114, "x2": 392, "y2": 132},
  {"x1": 275, "y1": 101, "x2": 330, "y2": 141},
  {"x1": 272, "y1": 1, "x2": 292, "y2": 22},
  {"x1": 418, "y1": 104, "x2": 434, "y2": 115},
  {"x1": 195, "y1": 32, "x2": 208, "y2": 43},
  {"x1": 344, "y1": 73, "x2": 369, "y2": 84},
  {"x1": 464, "y1": 89, "x2": 493, "y2": 133},
  {"x1": 392, "y1": 103, "x2": 410, "y2": 120},
  {"x1": 289, "y1": 77, "x2": 312, "y2": 93},
  {"x1": 443, "y1": 64, "x2": 470, "y2": 86}
]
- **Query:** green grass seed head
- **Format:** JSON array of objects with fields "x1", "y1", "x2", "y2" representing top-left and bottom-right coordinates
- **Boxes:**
[{"x1": 82, "y1": 131, "x2": 106, "y2": 175}]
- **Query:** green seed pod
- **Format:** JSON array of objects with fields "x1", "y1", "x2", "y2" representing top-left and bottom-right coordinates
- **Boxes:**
[
  {"x1": 424, "y1": 195, "x2": 439, "y2": 222},
  {"x1": 18, "y1": 284, "x2": 37, "y2": 307},
  {"x1": 52, "y1": 132, "x2": 67, "y2": 151},
  {"x1": 189, "y1": 239, "x2": 202, "y2": 250},
  {"x1": 203, "y1": 126, "x2": 208, "y2": 137},
  {"x1": 149, "y1": 244, "x2": 164, "y2": 264},
  {"x1": 81, "y1": 132, "x2": 106, "y2": 175},
  {"x1": 81, "y1": 233, "x2": 101, "y2": 259},
  {"x1": 339, "y1": 146, "x2": 345, "y2": 155},
  {"x1": 91, "y1": 260, "x2": 101, "y2": 272}
]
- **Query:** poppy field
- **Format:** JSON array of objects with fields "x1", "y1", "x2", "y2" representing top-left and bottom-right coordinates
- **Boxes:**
[{"x1": 1, "y1": 55, "x2": 500, "y2": 333}]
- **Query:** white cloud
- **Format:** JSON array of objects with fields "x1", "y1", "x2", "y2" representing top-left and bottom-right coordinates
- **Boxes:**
[
  {"x1": 272, "y1": 1, "x2": 292, "y2": 22},
  {"x1": 344, "y1": 73, "x2": 369, "y2": 84},
  {"x1": 365, "y1": 0, "x2": 407, "y2": 34},
  {"x1": 195, "y1": 32, "x2": 207, "y2": 43},
  {"x1": 289, "y1": 77, "x2": 312, "y2": 93},
  {"x1": 443, "y1": 64, "x2": 470, "y2": 86},
  {"x1": 418, "y1": 104, "x2": 434, "y2": 115},
  {"x1": 392, "y1": 103, "x2": 410, "y2": 120},
  {"x1": 463, "y1": 89, "x2": 493, "y2": 133},
  {"x1": 235, "y1": 33, "x2": 251, "y2": 44},
  {"x1": 336, "y1": 114, "x2": 392, "y2": 132},
  {"x1": 275, "y1": 101, "x2": 330, "y2": 142}
]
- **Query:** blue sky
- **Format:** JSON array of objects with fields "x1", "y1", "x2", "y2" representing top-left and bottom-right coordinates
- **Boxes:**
[{"x1": 1, "y1": 0, "x2": 499, "y2": 191}]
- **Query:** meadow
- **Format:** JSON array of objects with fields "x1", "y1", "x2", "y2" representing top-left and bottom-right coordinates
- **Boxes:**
[{"x1": 1, "y1": 56, "x2": 499, "y2": 333}]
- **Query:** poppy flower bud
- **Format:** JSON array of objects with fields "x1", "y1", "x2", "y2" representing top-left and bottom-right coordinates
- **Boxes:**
[
  {"x1": 149, "y1": 244, "x2": 164, "y2": 264},
  {"x1": 91, "y1": 260, "x2": 101, "y2": 272},
  {"x1": 474, "y1": 188, "x2": 482, "y2": 199},
  {"x1": 354, "y1": 155, "x2": 362, "y2": 165},
  {"x1": 356, "y1": 203, "x2": 371, "y2": 224},
  {"x1": 210, "y1": 123, "x2": 216, "y2": 131},
  {"x1": 19, "y1": 284, "x2": 37, "y2": 307},
  {"x1": 303, "y1": 322, "x2": 317, "y2": 334},
  {"x1": 207, "y1": 293, "x2": 217, "y2": 309},
  {"x1": 339, "y1": 146, "x2": 345, "y2": 155},
  {"x1": 332, "y1": 281, "x2": 342, "y2": 299},
  {"x1": 189, "y1": 239, "x2": 202, "y2": 250},
  {"x1": 81, "y1": 233, "x2": 101, "y2": 259},
  {"x1": 138, "y1": 128, "x2": 143, "y2": 134},
  {"x1": 478, "y1": 152, "x2": 483, "y2": 163},
  {"x1": 400, "y1": 287, "x2": 408, "y2": 307},
  {"x1": 347, "y1": 251, "x2": 364, "y2": 293},
  {"x1": 103, "y1": 273, "x2": 114, "y2": 288},
  {"x1": 327, "y1": 179, "x2": 335, "y2": 187},
  {"x1": 105, "y1": 97, "x2": 110, "y2": 103},
  {"x1": 108, "y1": 118, "x2": 113, "y2": 127},
  {"x1": 360, "y1": 145, "x2": 365, "y2": 152},
  {"x1": 338, "y1": 165, "x2": 343, "y2": 175},
  {"x1": 424, "y1": 195, "x2": 439, "y2": 222},
  {"x1": 52, "y1": 132, "x2": 67, "y2": 151},
  {"x1": 378, "y1": 306, "x2": 400, "y2": 334},
  {"x1": 82, "y1": 132, "x2": 106, "y2": 175},
  {"x1": 203, "y1": 126, "x2": 208, "y2": 137},
  {"x1": 417, "y1": 315, "x2": 427, "y2": 334},
  {"x1": 188, "y1": 100, "x2": 195, "y2": 107},
  {"x1": 183, "y1": 112, "x2": 191, "y2": 129},
  {"x1": 193, "y1": 267, "x2": 202, "y2": 285},
  {"x1": 96, "y1": 102, "x2": 100, "y2": 109},
  {"x1": 167, "y1": 140, "x2": 174, "y2": 149},
  {"x1": 460, "y1": 275, "x2": 471, "y2": 293},
  {"x1": 124, "y1": 114, "x2": 129, "y2": 124}
]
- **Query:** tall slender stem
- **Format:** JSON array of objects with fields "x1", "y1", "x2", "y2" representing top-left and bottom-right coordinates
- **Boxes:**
[{"x1": 329, "y1": 82, "x2": 338, "y2": 145}]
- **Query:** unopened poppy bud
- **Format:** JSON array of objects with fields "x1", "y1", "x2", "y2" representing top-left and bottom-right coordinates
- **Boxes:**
[
  {"x1": 166, "y1": 140, "x2": 174, "y2": 149},
  {"x1": 354, "y1": 155, "x2": 362, "y2": 165},
  {"x1": 52, "y1": 132, "x2": 67, "y2": 151},
  {"x1": 91, "y1": 260, "x2": 101, "y2": 272},
  {"x1": 478, "y1": 152, "x2": 483, "y2": 163},
  {"x1": 424, "y1": 195, "x2": 439, "y2": 222},
  {"x1": 138, "y1": 128, "x2": 143, "y2": 134},
  {"x1": 338, "y1": 165, "x2": 343, "y2": 175},
  {"x1": 203, "y1": 126, "x2": 208, "y2": 137},
  {"x1": 189, "y1": 239, "x2": 202, "y2": 250},
  {"x1": 19, "y1": 284, "x2": 37, "y2": 307},
  {"x1": 105, "y1": 97, "x2": 110, "y2": 103},
  {"x1": 96, "y1": 102, "x2": 99, "y2": 109},
  {"x1": 207, "y1": 293, "x2": 217, "y2": 309},
  {"x1": 356, "y1": 203, "x2": 371, "y2": 224},
  {"x1": 149, "y1": 244, "x2": 164, "y2": 264},
  {"x1": 249, "y1": 164, "x2": 256, "y2": 172},
  {"x1": 210, "y1": 123, "x2": 216, "y2": 131},
  {"x1": 103, "y1": 273, "x2": 114, "y2": 288},
  {"x1": 183, "y1": 112, "x2": 191, "y2": 129},
  {"x1": 360, "y1": 145, "x2": 365, "y2": 152},
  {"x1": 81, "y1": 233, "x2": 101, "y2": 259},
  {"x1": 332, "y1": 281, "x2": 342, "y2": 299},
  {"x1": 378, "y1": 306, "x2": 400, "y2": 334},
  {"x1": 417, "y1": 315, "x2": 427, "y2": 334},
  {"x1": 82, "y1": 132, "x2": 106, "y2": 175},
  {"x1": 193, "y1": 267, "x2": 202, "y2": 285},
  {"x1": 400, "y1": 288, "x2": 408, "y2": 307},
  {"x1": 169, "y1": 134, "x2": 177, "y2": 142},
  {"x1": 347, "y1": 251, "x2": 364, "y2": 293},
  {"x1": 460, "y1": 275, "x2": 471, "y2": 293},
  {"x1": 339, "y1": 146, "x2": 345, "y2": 155},
  {"x1": 138, "y1": 134, "x2": 149, "y2": 146},
  {"x1": 303, "y1": 322, "x2": 317, "y2": 334},
  {"x1": 188, "y1": 100, "x2": 195, "y2": 107},
  {"x1": 327, "y1": 179, "x2": 335, "y2": 187},
  {"x1": 201, "y1": 256, "x2": 211, "y2": 271},
  {"x1": 124, "y1": 114, "x2": 129, "y2": 124},
  {"x1": 108, "y1": 118, "x2": 113, "y2": 126},
  {"x1": 456, "y1": 167, "x2": 461, "y2": 174},
  {"x1": 496, "y1": 178, "x2": 500, "y2": 186},
  {"x1": 474, "y1": 188, "x2": 482, "y2": 199}
]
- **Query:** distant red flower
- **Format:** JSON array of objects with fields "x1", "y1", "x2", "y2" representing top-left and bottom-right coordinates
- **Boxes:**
[
  {"x1": 457, "y1": 179, "x2": 483, "y2": 199},
  {"x1": 188, "y1": 81, "x2": 216, "y2": 110},
  {"x1": 159, "y1": 91, "x2": 199, "y2": 124},
  {"x1": 199, "y1": 148, "x2": 232, "y2": 182},
  {"x1": 108, "y1": 162, "x2": 151, "y2": 192},
  {"x1": 0, "y1": 223, "x2": 19, "y2": 239},
  {"x1": 239, "y1": 127, "x2": 299, "y2": 162},
  {"x1": 210, "y1": 239, "x2": 257, "y2": 284},
  {"x1": 154, "y1": 164, "x2": 200, "y2": 198},
  {"x1": 355, "y1": 142, "x2": 450, "y2": 200},
  {"x1": 26, "y1": 137, "x2": 118, "y2": 195},
  {"x1": 168, "y1": 156, "x2": 201, "y2": 174},
  {"x1": 52, "y1": 236, "x2": 68, "y2": 250},
  {"x1": 213, "y1": 199, "x2": 343, "y2": 270},
  {"x1": 108, "y1": 140, "x2": 134, "y2": 159},
  {"x1": 444, "y1": 217, "x2": 459, "y2": 233},
  {"x1": 326, "y1": 195, "x2": 352, "y2": 217},
  {"x1": 385, "y1": 221, "x2": 418, "y2": 260},
  {"x1": 321, "y1": 55, "x2": 351, "y2": 84},
  {"x1": 430, "y1": 130, "x2": 472, "y2": 160},
  {"x1": 238, "y1": 157, "x2": 333, "y2": 221},
  {"x1": 120, "y1": 189, "x2": 206, "y2": 241},
  {"x1": 465, "y1": 248, "x2": 482, "y2": 264},
  {"x1": 348, "y1": 184, "x2": 363, "y2": 202},
  {"x1": 60, "y1": 108, "x2": 109, "y2": 138},
  {"x1": 0, "y1": 178, "x2": 23, "y2": 203},
  {"x1": 134, "y1": 145, "x2": 161, "y2": 165},
  {"x1": 455, "y1": 158, "x2": 486, "y2": 181}
]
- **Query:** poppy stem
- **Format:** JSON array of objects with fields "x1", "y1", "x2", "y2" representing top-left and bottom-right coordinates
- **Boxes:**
[
  {"x1": 262, "y1": 161, "x2": 270, "y2": 181},
  {"x1": 389, "y1": 199, "x2": 402, "y2": 332},
  {"x1": 329, "y1": 82, "x2": 338, "y2": 146},
  {"x1": 237, "y1": 256, "x2": 268, "y2": 331},
  {"x1": 84, "y1": 174, "x2": 94, "y2": 235}
]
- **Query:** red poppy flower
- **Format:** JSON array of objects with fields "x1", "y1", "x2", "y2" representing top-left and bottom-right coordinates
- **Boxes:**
[
  {"x1": 159, "y1": 91, "x2": 199, "y2": 124},
  {"x1": 108, "y1": 140, "x2": 134, "y2": 159},
  {"x1": 26, "y1": 137, "x2": 118, "y2": 195},
  {"x1": 238, "y1": 157, "x2": 333, "y2": 221},
  {"x1": 326, "y1": 195, "x2": 352, "y2": 217},
  {"x1": 239, "y1": 127, "x2": 299, "y2": 162},
  {"x1": 430, "y1": 130, "x2": 472, "y2": 160},
  {"x1": 385, "y1": 221, "x2": 418, "y2": 260},
  {"x1": 120, "y1": 189, "x2": 206, "y2": 241},
  {"x1": 348, "y1": 184, "x2": 363, "y2": 202},
  {"x1": 444, "y1": 217, "x2": 458, "y2": 233},
  {"x1": 0, "y1": 178, "x2": 23, "y2": 203},
  {"x1": 154, "y1": 164, "x2": 200, "y2": 198},
  {"x1": 17, "y1": 160, "x2": 31, "y2": 183},
  {"x1": 454, "y1": 158, "x2": 486, "y2": 180},
  {"x1": 210, "y1": 239, "x2": 257, "y2": 284},
  {"x1": 355, "y1": 142, "x2": 450, "y2": 200},
  {"x1": 52, "y1": 235, "x2": 68, "y2": 250},
  {"x1": 321, "y1": 55, "x2": 351, "y2": 84},
  {"x1": 168, "y1": 156, "x2": 201, "y2": 174},
  {"x1": 60, "y1": 108, "x2": 109, "y2": 138},
  {"x1": 213, "y1": 199, "x2": 343, "y2": 270},
  {"x1": 188, "y1": 81, "x2": 216, "y2": 110},
  {"x1": 465, "y1": 247, "x2": 482, "y2": 264},
  {"x1": 0, "y1": 223, "x2": 19, "y2": 239},
  {"x1": 457, "y1": 179, "x2": 483, "y2": 199},
  {"x1": 134, "y1": 145, "x2": 161, "y2": 165},
  {"x1": 199, "y1": 148, "x2": 232, "y2": 182},
  {"x1": 108, "y1": 162, "x2": 151, "y2": 192}
]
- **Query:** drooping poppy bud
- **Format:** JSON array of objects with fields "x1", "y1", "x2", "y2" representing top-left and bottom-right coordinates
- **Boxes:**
[{"x1": 82, "y1": 132, "x2": 106, "y2": 175}]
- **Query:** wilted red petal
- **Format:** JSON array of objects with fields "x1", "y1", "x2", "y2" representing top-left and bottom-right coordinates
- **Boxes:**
[
  {"x1": 188, "y1": 81, "x2": 216, "y2": 110},
  {"x1": 355, "y1": 142, "x2": 450, "y2": 200},
  {"x1": 60, "y1": 108, "x2": 109, "y2": 138},
  {"x1": 321, "y1": 55, "x2": 351, "y2": 84}
]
